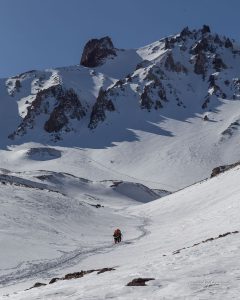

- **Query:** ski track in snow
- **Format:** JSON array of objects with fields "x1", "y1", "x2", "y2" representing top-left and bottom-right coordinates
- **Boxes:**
[{"x1": 0, "y1": 213, "x2": 150, "y2": 289}]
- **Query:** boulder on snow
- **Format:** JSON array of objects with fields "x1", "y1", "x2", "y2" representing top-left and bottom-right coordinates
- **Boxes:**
[
  {"x1": 49, "y1": 277, "x2": 61, "y2": 284},
  {"x1": 28, "y1": 282, "x2": 47, "y2": 290},
  {"x1": 28, "y1": 267, "x2": 116, "y2": 290},
  {"x1": 211, "y1": 166, "x2": 225, "y2": 177},
  {"x1": 97, "y1": 267, "x2": 115, "y2": 274},
  {"x1": 210, "y1": 161, "x2": 240, "y2": 177},
  {"x1": 126, "y1": 277, "x2": 155, "y2": 286},
  {"x1": 48, "y1": 268, "x2": 115, "y2": 285},
  {"x1": 80, "y1": 36, "x2": 116, "y2": 67},
  {"x1": 64, "y1": 270, "x2": 95, "y2": 280}
]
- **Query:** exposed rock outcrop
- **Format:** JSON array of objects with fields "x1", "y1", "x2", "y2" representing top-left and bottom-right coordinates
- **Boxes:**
[
  {"x1": 211, "y1": 162, "x2": 240, "y2": 177},
  {"x1": 180, "y1": 26, "x2": 192, "y2": 38},
  {"x1": 126, "y1": 278, "x2": 155, "y2": 286},
  {"x1": 194, "y1": 52, "x2": 207, "y2": 77},
  {"x1": 140, "y1": 68, "x2": 167, "y2": 111},
  {"x1": 27, "y1": 282, "x2": 47, "y2": 290},
  {"x1": 44, "y1": 88, "x2": 86, "y2": 133},
  {"x1": 80, "y1": 36, "x2": 116, "y2": 67},
  {"x1": 5, "y1": 25, "x2": 240, "y2": 140},
  {"x1": 191, "y1": 38, "x2": 211, "y2": 55},
  {"x1": 88, "y1": 88, "x2": 115, "y2": 129},
  {"x1": 172, "y1": 230, "x2": 239, "y2": 255},
  {"x1": 201, "y1": 24, "x2": 211, "y2": 34},
  {"x1": 202, "y1": 95, "x2": 210, "y2": 109},
  {"x1": 140, "y1": 82, "x2": 166, "y2": 111},
  {"x1": 164, "y1": 52, "x2": 188, "y2": 73},
  {"x1": 28, "y1": 268, "x2": 116, "y2": 289},
  {"x1": 212, "y1": 54, "x2": 226, "y2": 71},
  {"x1": 9, "y1": 85, "x2": 86, "y2": 139},
  {"x1": 225, "y1": 38, "x2": 233, "y2": 49}
]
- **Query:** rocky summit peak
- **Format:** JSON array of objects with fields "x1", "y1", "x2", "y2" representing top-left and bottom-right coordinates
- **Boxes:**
[
  {"x1": 80, "y1": 36, "x2": 116, "y2": 68},
  {"x1": 3, "y1": 25, "x2": 240, "y2": 144},
  {"x1": 201, "y1": 24, "x2": 211, "y2": 34}
]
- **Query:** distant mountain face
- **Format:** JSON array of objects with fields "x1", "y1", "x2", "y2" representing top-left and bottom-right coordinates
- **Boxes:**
[
  {"x1": 1, "y1": 25, "x2": 240, "y2": 189},
  {"x1": 1, "y1": 25, "x2": 239, "y2": 143}
]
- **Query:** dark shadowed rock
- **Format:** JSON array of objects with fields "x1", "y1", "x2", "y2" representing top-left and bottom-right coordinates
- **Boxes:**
[
  {"x1": 225, "y1": 38, "x2": 233, "y2": 48},
  {"x1": 214, "y1": 34, "x2": 223, "y2": 46},
  {"x1": 191, "y1": 38, "x2": 210, "y2": 55},
  {"x1": 80, "y1": 36, "x2": 116, "y2": 67},
  {"x1": 202, "y1": 95, "x2": 210, "y2": 109},
  {"x1": 164, "y1": 52, "x2": 187, "y2": 73},
  {"x1": 140, "y1": 70, "x2": 167, "y2": 111},
  {"x1": 208, "y1": 74, "x2": 216, "y2": 87},
  {"x1": 64, "y1": 270, "x2": 95, "y2": 280},
  {"x1": 9, "y1": 85, "x2": 86, "y2": 139},
  {"x1": 164, "y1": 37, "x2": 171, "y2": 50},
  {"x1": 44, "y1": 108, "x2": 68, "y2": 133},
  {"x1": 212, "y1": 54, "x2": 226, "y2": 71},
  {"x1": 49, "y1": 278, "x2": 61, "y2": 284},
  {"x1": 28, "y1": 267, "x2": 116, "y2": 290},
  {"x1": 211, "y1": 161, "x2": 240, "y2": 177},
  {"x1": 140, "y1": 86, "x2": 154, "y2": 111},
  {"x1": 194, "y1": 52, "x2": 207, "y2": 77},
  {"x1": 15, "y1": 79, "x2": 21, "y2": 92},
  {"x1": 88, "y1": 88, "x2": 115, "y2": 129},
  {"x1": 97, "y1": 267, "x2": 115, "y2": 274},
  {"x1": 180, "y1": 26, "x2": 192, "y2": 38},
  {"x1": 28, "y1": 282, "x2": 47, "y2": 290},
  {"x1": 201, "y1": 25, "x2": 211, "y2": 34},
  {"x1": 44, "y1": 88, "x2": 86, "y2": 133},
  {"x1": 126, "y1": 278, "x2": 155, "y2": 286}
]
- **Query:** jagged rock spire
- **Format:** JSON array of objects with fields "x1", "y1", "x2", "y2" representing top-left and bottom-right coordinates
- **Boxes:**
[{"x1": 80, "y1": 36, "x2": 116, "y2": 68}]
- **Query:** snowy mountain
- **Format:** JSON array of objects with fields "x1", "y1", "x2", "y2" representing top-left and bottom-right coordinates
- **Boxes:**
[
  {"x1": 1, "y1": 25, "x2": 240, "y2": 189},
  {"x1": 1, "y1": 25, "x2": 240, "y2": 299}
]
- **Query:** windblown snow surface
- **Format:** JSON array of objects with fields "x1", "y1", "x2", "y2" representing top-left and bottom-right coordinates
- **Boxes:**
[
  {"x1": 1, "y1": 27, "x2": 240, "y2": 299},
  {"x1": 1, "y1": 163, "x2": 240, "y2": 299}
]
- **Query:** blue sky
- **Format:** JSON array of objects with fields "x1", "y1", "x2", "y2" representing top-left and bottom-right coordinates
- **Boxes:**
[{"x1": 0, "y1": 0, "x2": 239, "y2": 77}]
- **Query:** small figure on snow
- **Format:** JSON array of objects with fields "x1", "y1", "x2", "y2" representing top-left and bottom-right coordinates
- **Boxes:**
[
  {"x1": 113, "y1": 228, "x2": 122, "y2": 244},
  {"x1": 203, "y1": 115, "x2": 209, "y2": 121}
]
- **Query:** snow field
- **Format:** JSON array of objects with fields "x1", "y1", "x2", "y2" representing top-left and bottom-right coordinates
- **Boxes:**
[{"x1": 3, "y1": 165, "x2": 240, "y2": 299}]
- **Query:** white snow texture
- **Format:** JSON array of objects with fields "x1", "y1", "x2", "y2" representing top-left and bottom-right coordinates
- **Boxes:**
[{"x1": 0, "y1": 26, "x2": 240, "y2": 299}]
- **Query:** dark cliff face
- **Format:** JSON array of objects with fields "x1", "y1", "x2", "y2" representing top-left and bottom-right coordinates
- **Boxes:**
[
  {"x1": 88, "y1": 88, "x2": 115, "y2": 129},
  {"x1": 44, "y1": 88, "x2": 86, "y2": 133},
  {"x1": 9, "y1": 85, "x2": 86, "y2": 139},
  {"x1": 80, "y1": 36, "x2": 117, "y2": 68}
]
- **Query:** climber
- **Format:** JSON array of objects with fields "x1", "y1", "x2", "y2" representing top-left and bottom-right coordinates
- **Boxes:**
[{"x1": 113, "y1": 228, "x2": 122, "y2": 244}]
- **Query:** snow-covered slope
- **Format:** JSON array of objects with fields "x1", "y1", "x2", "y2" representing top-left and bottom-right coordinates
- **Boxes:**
[
  {"x1": 0, "y1": 25, "x2": 240, "y2": 189},
  {"x1": 1, "y1": 25, "x2": 240, "y2": 299},
  {"x1": 4, "y1": 157, "x2": 240, "y2": 299},
  {"x1": 0, "y1": 168, "x2": 161, "y2": 294}
]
